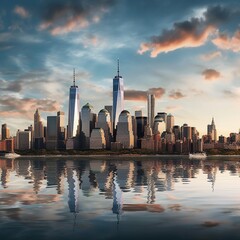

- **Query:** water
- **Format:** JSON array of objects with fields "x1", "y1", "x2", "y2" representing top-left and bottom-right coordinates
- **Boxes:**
[{"x1": 1, "y1": 156, "x2": 240, "y2": 240}]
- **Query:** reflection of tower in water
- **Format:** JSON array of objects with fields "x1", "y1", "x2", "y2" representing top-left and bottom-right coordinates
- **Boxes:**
[
  {"x1": 0, "y1": 159, "x2": 13, "y2": 188},
  {"x1": 142, "y1": 161, "x2": 156, "y2": 203},
  {"x1": 66, "y1": 161, "x2": 80, "y2": 214},
  {"x1": 112, "y1": 170, "x2": 123, "y2": 224},
  {"x1": 31, "y1": 160, "x2": 45, "y2": 193}
]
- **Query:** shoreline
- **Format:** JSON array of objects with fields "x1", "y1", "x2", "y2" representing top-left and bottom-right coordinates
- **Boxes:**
[{"x1": 4, "y1": 154, "x2": 240, "y2": 159}]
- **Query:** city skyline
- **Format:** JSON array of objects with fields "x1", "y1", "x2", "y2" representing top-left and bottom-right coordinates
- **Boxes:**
[{"x1": 1, "y1": 0, "x2": 240, "y2": 136}]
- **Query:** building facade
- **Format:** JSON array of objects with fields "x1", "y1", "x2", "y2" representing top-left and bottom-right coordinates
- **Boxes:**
[
  {"x1": 147, "y1": 93, "x2": 155, "y2": 128},
  {"x1": 68, "y1": 70, "x2": 80, "y2": 138},
  {"x1": 113, "y1": 60, "x2": 124, "y2": 130}
]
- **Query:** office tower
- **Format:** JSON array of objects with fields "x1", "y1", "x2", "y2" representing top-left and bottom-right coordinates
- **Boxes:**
[
  {"x1": 105, "y1": 105, "x2": 113, "y2": 125},
  {"x1": 113, "y1": 60, "x2": 124, "y2": 130},
  {"x1": 153, "y1": 115, "x2": 166, "y2": 135},
  {"x1": 207, "y1": 118, "x2": 217, "y2": 142},
  {"x1": 90, "y1": 128, "x2": 106, "y2": 149},
  {"x1": 135, "y1": 116, "x2": 147, "y2": 148},
  {"x1": 57, "y1": 111, "x2": 66, "y2": 149},
  {"x1": 116, "y1": 110, "x2": 134, "y2": 149},
  {"x1": 181, "y1": 123, "x2": 192, "y2": 140},
  {"x1": 5, "y1": 138, "x2": 14, "y2": 152},
  {"x1": 80, "y1": 103, "x2": 96, "y2": 149},
  {"x1": 96, "y1": 109, "x2": 112, "y2": 149},
  {"x1": 157, "y1": 112, "x2": 167, "y2": 123},
  {"x1": 219, "y1": 135, "x2": 227, "y2": 143},
  {"x1": 2, "y1": 124, "x2": 10, "y2": 140},
  {"x1": 16, "y1": 130, "x2": 31, "y2": 150},
  {"x1": 34, "y1": 109, "x2": 44, "y2": 149},
  {"x1": 173, "y1": 125, "x2": 181, "y2": 140},
  {"x1": 166, "y1": 114, "x2": 174, "y2": 132},
  {"x1": 147, "y1": 94, "x2": 155, "y2": 128},
  {"x1": 34, "y1": 109, "x2": 44, "y2": 138},
  {"x1": 68, "y1": 69, "x2": 80, "y2": 138},
  {"x1": 46, "y1": 116, "x2": 58, "y2": 150}
]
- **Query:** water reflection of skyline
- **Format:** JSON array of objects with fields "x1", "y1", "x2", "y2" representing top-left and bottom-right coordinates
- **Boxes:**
[
  {"x1": 1, "y1": 158, "x2": 240, "y2": 240},
  {"x1": 1, "y1": 158, "x2": 240, "y2": 194},
  {"x1": 1, "y1": 158, "x2": 240, "y2": 212}
]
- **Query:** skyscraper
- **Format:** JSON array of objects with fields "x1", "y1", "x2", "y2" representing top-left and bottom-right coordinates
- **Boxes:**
[
  {"x1": 57, "y1": 111, "x2": 66, "y2": 149},
  {"x1": 1, "y1": 124, "x2": 10, "y2": 140},
  {"x1": 166, "y1": 114, "x2": 174, "y2": 132},
  {"x1": 147, "y1": 94, "x2": 155, "y2": 128},
  {"x1": 116, "y1": 110, "x2": 134, "y2": 149},
  {"x1": 33, "y1": 109, "x2": 44, "y2": 149},
  {"x1": 46, "y1": 116, "x2": 58, "y2": 150},
  {"x1": 80, "y1": 103, "x2": 96, "y2": 149},
  {"x1": 96, "y1": 109, "x2": 112, "y2": 149},
  {"x1": 207, "y1": 118, "x2": 217, "y2": 142},
  {"x1": 68, "y1": 69, "x2": 80, "y2": 138},
  {"x1": 113, "y1": 60, "x2": 124, "y2": 130}
]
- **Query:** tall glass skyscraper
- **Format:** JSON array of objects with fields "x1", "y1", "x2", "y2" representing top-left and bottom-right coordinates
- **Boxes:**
[
  {"x1": 68, "y1": 69, "x2": 80, "y2": 138},
  {"x1": 113, "y1": 60, "x2": 124, "y2": 129},
  {"x1": 147, "y1": 93, "x2": 155, "y2": 128}
]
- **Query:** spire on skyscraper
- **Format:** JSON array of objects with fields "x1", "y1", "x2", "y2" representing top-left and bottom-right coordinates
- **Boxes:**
[
  {"x1": 117, "y1": 59, "x2": 120, "y2": 77},
  {"x1": 73, "y1": 68, "x2": 76, "y2": 87},
  {"x1": 211, "y1": 117, "x2": 216, "y2": 128}
]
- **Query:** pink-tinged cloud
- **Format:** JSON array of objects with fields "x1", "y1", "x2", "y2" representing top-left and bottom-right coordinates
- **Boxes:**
[
  {"x1": 40, "y1": 15, "x2": 89, "y2": 35},
  {"x1": 202, "y1": 69, "x2": 221, "y2": 80},
  {"x1": 39, "y1": 0, "x2": 115, "y2": 35},
  {"x1": 138, "y1": 22, "x2": 215, "y2": 57},
  {"x1": 125, "y1": 87, "x2": 165, "y2": 101},
  {"x1": 169, "y1": 90, "x2": 186, "y2": 99},
  {"x1": 0, "y1": 97, "x2": 60, "y2": 119},
  {"x1": 201, "y1": 51, "x2": 222, "y2": 61},
  {"x1": 14, "y1": 6, "x2": 30, "y2": 18},
  {"x1": 138, "y1": 5, "x2": 234, "y2": 57},
  {"x1": 212, "y1": 31, "x2": 240, "y2": 52}
]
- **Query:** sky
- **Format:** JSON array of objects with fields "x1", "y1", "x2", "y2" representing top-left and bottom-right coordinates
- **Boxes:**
[{"x1": 1, "y1": 0, "x2": 240, "y2": 137}]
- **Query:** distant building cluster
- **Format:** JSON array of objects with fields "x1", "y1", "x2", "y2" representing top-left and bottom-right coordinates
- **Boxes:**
[{"x1": 0, "y1": 63, "x2": 238, "y2": 154}]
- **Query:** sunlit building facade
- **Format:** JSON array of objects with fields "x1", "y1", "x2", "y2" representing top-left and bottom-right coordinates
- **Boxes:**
[
  {"x1": 147, "y1": 94, "x2": 155, "y2": 128},
  {"x1": 113, "y1": 60, "x2": 124, "y2": 130},
  {"x1": 116, "y1": 110, "x2": 134, "y2": 149},
  {"x1": 68, "y1": 70, "x2": 80, "y2": 138}
]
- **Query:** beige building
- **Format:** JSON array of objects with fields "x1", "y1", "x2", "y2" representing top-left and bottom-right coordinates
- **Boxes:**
[
  {"x1": 116, "y1": 110, "x2": 134, "y2": 149},
  {"x1": 90, "y1": 128, "x2": 106, "y2": 149},
  {"x1": 96, "y1": 109, "x2": 112, "y2": 149}
]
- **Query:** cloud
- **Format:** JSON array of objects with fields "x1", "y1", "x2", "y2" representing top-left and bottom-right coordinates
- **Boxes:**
[
  {"x1": 201, "y1": 51, "x2": 222, "y2": 61},
  {"x1": 169, "y1": 90, "x2": 186, "y2": 99},
  {"x1": 39, "y1": 0, "x2": 115, "y2": 35},
  {"x1": 202, "y1": 69, "x2": 221, "y2": 80},
  {"x1": 212, "y1": 30, "x2": 240, "y2": 52},
  {"x1": 223, "y1": 90, "x2": 238, "y2": 98},
  {"x1": 165, "y1": 105, "x2": 182, "y2": 112},
  {"x1": 0, "y1": 79, "x2": 22, "y2": 92},
  {"x1": 0, "y1": 96, "x2": 60, "y2": 119},
  {"x1": 14, "y1": 6, "x2": 30, "y2": 18},
  {"x1": 138, "y1": 5, "x2": 235, "y2": 57},
  {"x1": 125, "y1": 87, "x2": 165, "y2": 101}
]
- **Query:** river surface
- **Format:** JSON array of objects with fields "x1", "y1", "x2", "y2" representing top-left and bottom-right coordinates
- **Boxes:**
[{"x1": 1, "y1": 156, "x2": 240, "y2": 240}]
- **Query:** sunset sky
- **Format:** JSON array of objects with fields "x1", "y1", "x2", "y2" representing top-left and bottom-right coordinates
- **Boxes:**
[{"x1": 1, "y1": 0, "x2": 240, "y2": 137}]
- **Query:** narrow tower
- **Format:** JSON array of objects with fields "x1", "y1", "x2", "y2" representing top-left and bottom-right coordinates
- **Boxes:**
[
  {"x1": 147, "y1": 93, "x2": 155, "y2": 128},
  {"x1": 113, "y1": 59, "x2": 124, "y2": 130},
  {"x1": 68, "y1": 69, "x2": 80, "y2": 138}
]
